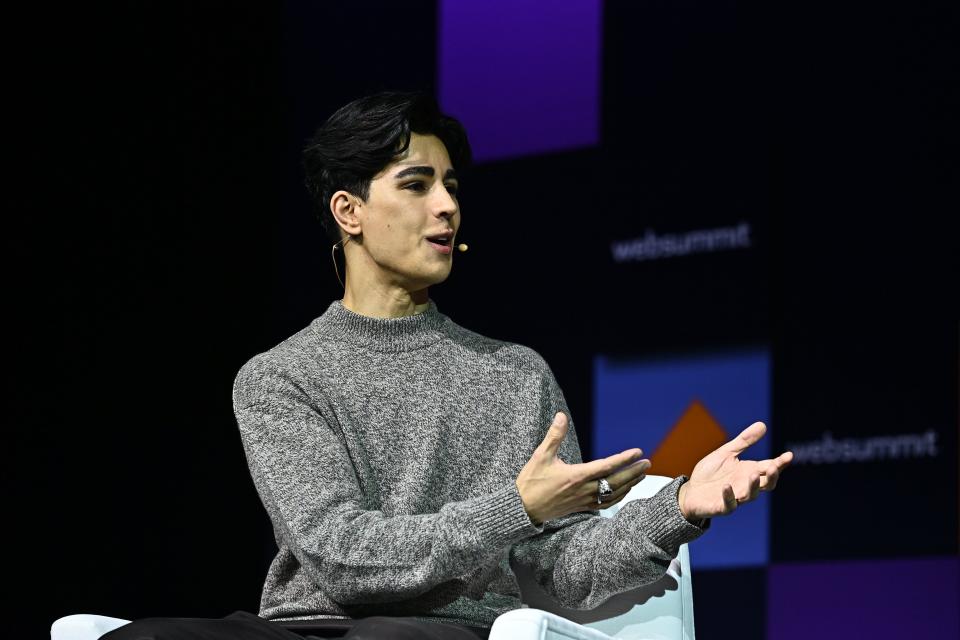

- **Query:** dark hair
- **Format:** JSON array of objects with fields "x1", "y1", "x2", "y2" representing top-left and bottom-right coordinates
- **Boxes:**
[{"x1": 303, "y1": 91, "x2": 472, "y2": 242}]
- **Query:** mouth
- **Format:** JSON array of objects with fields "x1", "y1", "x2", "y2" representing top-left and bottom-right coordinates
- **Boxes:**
[{"x1": 425, "y1": 231, "x2": 454, "y2": 253}]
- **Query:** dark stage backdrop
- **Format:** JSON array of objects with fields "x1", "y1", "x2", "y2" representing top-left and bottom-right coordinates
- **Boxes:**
[{"x1": 13, "y1": 1, "x2": 958, "y2": 639}]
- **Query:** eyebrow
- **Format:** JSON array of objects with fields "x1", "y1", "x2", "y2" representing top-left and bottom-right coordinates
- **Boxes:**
[{"x1": 393, "y1": 166, "x2": 458, "y2": 182}]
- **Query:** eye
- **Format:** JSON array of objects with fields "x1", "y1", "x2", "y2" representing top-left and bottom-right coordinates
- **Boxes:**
[
  {"x1": 445, "y1": 183, "x2": 459, "y2": 195},
  {"x1": 402, "y1": 182, "x2": 428, "y2": 192}
]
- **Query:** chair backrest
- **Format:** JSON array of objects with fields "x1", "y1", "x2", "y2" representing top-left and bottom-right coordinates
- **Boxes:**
[{"x1": 511, "y1": 475, "x2": 695, "y2": 640}]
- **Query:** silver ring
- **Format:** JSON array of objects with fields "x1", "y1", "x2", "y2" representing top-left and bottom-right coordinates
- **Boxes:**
[{"x1": 597, "y1": 478, "x2": 613, "y2": 504}]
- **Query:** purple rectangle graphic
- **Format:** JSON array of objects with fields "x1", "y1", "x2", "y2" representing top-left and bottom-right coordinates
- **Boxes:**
[
  {"x1": 438, "y1": 0, "x2": 601, "y2": 162},
  {"x1": 768, "y1": 557, "x2": 960, "y2": 639}
]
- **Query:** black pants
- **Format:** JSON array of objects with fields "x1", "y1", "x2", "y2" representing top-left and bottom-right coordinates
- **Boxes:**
[{"x1": 100, "y1": 610, "x2": 491, "y2": 640}]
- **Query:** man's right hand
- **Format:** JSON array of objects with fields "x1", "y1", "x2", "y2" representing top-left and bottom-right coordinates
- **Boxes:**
[{"x1": 515, "y1": 411, "x2": 650, "y2": 525}]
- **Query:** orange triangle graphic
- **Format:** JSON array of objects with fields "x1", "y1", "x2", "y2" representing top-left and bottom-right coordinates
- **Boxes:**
[{"x1": 649, "y1": 399, "x2": 729, "y2": 478}]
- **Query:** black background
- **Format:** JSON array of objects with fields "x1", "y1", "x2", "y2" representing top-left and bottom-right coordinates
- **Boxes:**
[{"x1": 12, "y1": 1, "x2": 957, "y2": 638}]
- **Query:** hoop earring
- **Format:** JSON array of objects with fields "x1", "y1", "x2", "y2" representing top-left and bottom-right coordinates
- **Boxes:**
[{"x1": 331, "y1": 235, "x2": 352, "y2": 289}]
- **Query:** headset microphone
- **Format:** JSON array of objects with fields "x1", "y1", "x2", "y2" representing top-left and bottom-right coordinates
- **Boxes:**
[{"x1": 457, "y1": 243, "x2": 468, "y2": 252}]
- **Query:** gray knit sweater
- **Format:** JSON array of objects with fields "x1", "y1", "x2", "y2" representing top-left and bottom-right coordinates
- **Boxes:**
[{"x1": 231, "y1": 299, "x2": 706, "y2": 628}]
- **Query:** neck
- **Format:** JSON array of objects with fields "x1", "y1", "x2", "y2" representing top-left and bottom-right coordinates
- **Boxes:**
[{"x1": 342, "y1": 277, "x2": 430, "y2": 319}]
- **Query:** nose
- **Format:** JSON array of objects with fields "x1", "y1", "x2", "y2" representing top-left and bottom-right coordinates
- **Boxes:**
[{"x1": 431, "y1": 184, "x2": 459, "y2": 221}]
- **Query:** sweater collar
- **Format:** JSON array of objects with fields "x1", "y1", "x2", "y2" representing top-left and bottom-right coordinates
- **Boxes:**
[{"x1": 312, "y1": 298, "x2": 447, "y2": 352}]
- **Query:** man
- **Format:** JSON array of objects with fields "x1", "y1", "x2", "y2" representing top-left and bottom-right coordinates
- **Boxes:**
[{"x1": 103, "y1": 91, "x2": 792, "y2": 640}]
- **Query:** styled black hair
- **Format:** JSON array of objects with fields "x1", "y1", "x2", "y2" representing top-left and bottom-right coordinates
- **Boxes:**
[{"x1": 303, "y1": 91, "x2": 472, "y2": 242}]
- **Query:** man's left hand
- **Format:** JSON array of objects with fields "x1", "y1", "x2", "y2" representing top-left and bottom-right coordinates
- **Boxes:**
[{"x1": 677, "y1": 422, "x2": 793, "y2": 522}]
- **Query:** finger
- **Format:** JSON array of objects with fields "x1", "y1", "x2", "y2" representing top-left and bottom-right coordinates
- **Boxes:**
[
  {"x1": 723, "y1": 421, "x2": 767, "y2": 456},
  {"x1": 746, "y1": 474, "x2": 761, "y2": 502},
  {"x1": 762, "y1": 451, "x2": 794, "y2": 469},
  {"x1": 758, "y1": 458, "x2": 784, "y2": 491},
  {"x1": 596, "y1": 472, "x2": 647, "y2": 509},
  {"x1": 607, "y1": 459, "x2": 652, "y2": 487},
  {"x1": 537, "y1": 412, "x2": 568, "y2": 456},
  {"x1": 722, "y1": 484, "x2": 737, "y2": 514},
  {"x1": 580, "y1": 448, "x2": 644, "y2": 480},
  {"x1": 758, "y1": 465, "x2": 780, "y2": 491},
  {"x1": 758, "y1": 451, "x2": 794, "y2": 489},
  {"x1": 582, "y1": 464, "x2": 647, "y2": 505},
  {"x1": 608, "y1": 470, "x2": 647, "y2": 501}
]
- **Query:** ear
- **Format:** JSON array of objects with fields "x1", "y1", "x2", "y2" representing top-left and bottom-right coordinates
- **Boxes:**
[{"x1": 330, "y1": 190, "x2": 363, "y2": 238}]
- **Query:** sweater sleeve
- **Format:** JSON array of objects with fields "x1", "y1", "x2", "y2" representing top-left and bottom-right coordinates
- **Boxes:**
[
  {"x1": 509, "y1": 361, "x2": 708, "y2": 610},
  {"x1": 232, "y1": 357, "x2": 544, "y2": 606}
]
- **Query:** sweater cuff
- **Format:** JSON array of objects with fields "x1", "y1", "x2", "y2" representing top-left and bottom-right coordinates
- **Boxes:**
[
  {"x1": 640, "y1": 476, "x2": 709, "y2": 550},
  {"x1": 463, "y1": 481, "x2": 544, "y2": 550}
]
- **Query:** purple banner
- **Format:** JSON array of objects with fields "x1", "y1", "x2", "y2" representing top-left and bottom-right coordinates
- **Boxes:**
[
  {"x1": 438, "y1": 0, "x2": 601, "y2": 162},
  {"x1": 768, "y1": 557, "x2": 960, "y2": 639}
]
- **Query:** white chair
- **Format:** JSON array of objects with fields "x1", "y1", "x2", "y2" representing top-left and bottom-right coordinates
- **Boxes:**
[
  {"x1": 51, "y1": 614, "x2": 130, "y2": 640},
  {"x1": 490, "y1": 474, "x2": 695, "y2": 640},
  {"x1": 52, "y1": 476, "x2": 693, "y2": 640}
]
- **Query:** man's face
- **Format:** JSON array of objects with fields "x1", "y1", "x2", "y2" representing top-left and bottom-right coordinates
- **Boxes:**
[{"x1": 355, "y1": 132, "x2": 461, "y2": 290}]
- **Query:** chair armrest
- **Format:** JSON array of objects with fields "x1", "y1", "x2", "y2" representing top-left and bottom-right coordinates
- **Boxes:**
[
  {"x1": 507, "y1": 476, "x2": 695, "y2": 640},
  {"x1": 490, "y1": 608, "x2": 615, "y2": 640},
  {"x1": 51, "y1": 614, "x2": 131, "y2": 640}
]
